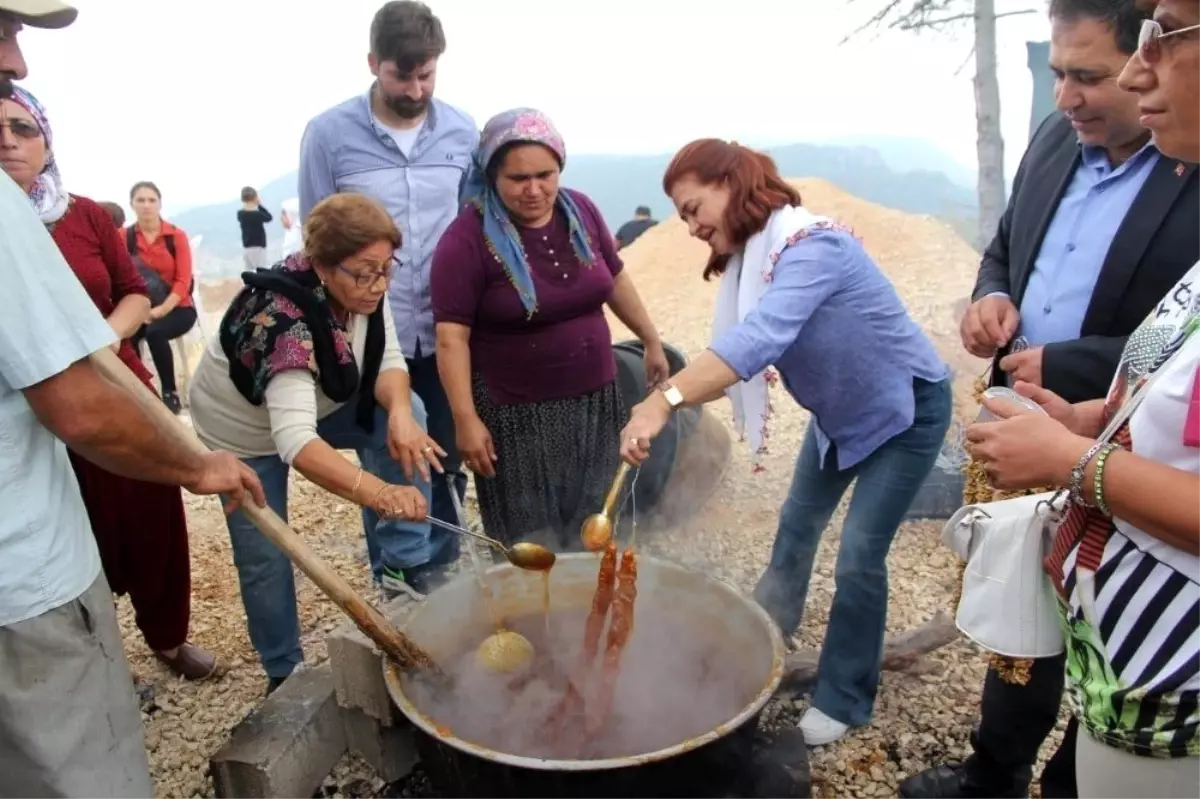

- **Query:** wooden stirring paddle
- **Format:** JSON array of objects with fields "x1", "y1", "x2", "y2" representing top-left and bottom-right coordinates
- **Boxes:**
[{"x1": 88, "y1": 348, "x2": 445, "y2": 679}]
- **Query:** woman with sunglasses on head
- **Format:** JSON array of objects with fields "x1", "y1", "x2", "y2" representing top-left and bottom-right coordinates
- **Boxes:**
[
  {"x1": 188, "y1": 192, "x2": 454, "y2": 694},
  {"x1": 125, "y1": 180, "x2": 197, "y2": 414},
  {"x1": 967, "y1": 3, "x2": 1199, "y2": 795},
  {"x1": 0, "y1": 86, "x2": 222, "y2": 680}
]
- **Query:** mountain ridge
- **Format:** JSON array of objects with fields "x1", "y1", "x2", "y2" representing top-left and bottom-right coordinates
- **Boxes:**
[{"x1": 177, "y1": 138, "x2": 978, "y2": 276}]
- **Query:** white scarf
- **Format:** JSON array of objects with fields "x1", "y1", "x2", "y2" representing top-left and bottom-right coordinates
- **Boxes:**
[{"x1": 711, "y1": 205, "x2": 832, "y2": 469}]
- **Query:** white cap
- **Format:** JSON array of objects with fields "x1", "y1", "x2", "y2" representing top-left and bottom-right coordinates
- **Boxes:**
[{"x1": 1, "y1": 0, "x2": 77, "y2": 29}]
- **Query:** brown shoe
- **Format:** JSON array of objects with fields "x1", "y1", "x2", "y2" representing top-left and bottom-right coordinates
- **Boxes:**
[{"x1": 155, "y1": 642, "x2": 225, "y2": 681}]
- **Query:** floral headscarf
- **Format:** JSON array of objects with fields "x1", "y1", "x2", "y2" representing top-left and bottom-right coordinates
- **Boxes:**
[
  {"x1": 459, "y1": 108, "x2": 596, "y2": 316},
  {"x1": 6, "y1": 85, "x2": 69, "y2": 224}
]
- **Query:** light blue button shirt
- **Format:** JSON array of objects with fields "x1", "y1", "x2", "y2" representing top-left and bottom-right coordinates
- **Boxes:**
[
  {"x1": 1017, "y1": 142, "x2": 1160, "y2": 346},
  {"x1": 0, "y1": 174, "x2": 116, "y2": 626},
  {"x1": 298, "y1": 91, "x2": 479, "y2": 357}
]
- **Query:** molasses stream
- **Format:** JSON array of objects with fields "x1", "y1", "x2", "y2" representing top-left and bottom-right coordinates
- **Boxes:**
[{"x1": 86, "y1": 348, "x2": 447, "y2": 681}]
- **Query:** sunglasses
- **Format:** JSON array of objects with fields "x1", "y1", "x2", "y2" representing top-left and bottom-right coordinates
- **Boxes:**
[
  {"x1": 0, "y1": 118, "x2": 41, "y2": 140},
  {"x1": 1138, "y1": 19, "x2": 1200, "y2": 65},
  {"x1": 335, "y1": 258, "x2": 397, "y2": 289}
]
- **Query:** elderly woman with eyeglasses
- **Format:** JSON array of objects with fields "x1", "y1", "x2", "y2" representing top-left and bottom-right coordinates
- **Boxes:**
[
  {"x1": 967, "y1": 4, "x2": 1199, "y2": 796},
  {"x1": 188, "y1": 192, "x2": 454, "y2": 694}
]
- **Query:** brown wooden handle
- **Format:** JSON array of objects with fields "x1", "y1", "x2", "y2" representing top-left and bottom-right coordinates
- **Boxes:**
[
  {"x1": 600, "y1": 462, "x2": 631, "y2": 518},
  {"x1": 88, "y1": 348, "x2": 442, "y2": 675}
]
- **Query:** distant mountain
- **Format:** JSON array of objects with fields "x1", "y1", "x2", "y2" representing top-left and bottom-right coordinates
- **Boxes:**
[
  {"x1": 821, "y1": 134, "x2": 978, "y2": 190},
  {"x1": 177, "y1": 140, "x2": 978, "y2": 275}
]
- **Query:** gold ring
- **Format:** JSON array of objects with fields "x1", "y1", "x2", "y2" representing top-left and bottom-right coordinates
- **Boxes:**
[{"x1": 421, "y1": 446, "x2": 433, "y2": 454}]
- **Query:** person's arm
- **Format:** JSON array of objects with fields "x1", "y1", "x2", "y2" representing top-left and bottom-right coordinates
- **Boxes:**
[
  {"x1": 436, "y1": 322, "x2": 476, "y2": 420},
  {"x1": 589, "y1": 202, "x2": 659, "y2": 348},
  {"x1": 1042, "y1": 336, "x2": 1128, "y2": 403},
  {"x1": 607, "y1": 271, "x2": 661, "y2": 346},
  {"x1": 374, "y1": 304, "x2": 413, "y2": 415},
  {"x1": 166, "y1": 227, "x2": 194, "y2": 307},
  {"x1": 1071, "y1": 399, "x2": 1107, "y2": 437},
  {"x1": 430, "y1": 223, "x2": 485, "y2": 423},
  {"x1": 299, "y1": 121, "x2": 337, "y2": 222},
  {"x1": 25, "y1": 354, "x2": 207, "y2": 485},
  {"x1": 94, "y1": 201, "x2": 151, "y2": 338},
  {"x1": 645, "y1": 235, "x2": 845, "y2": 412},
  {"x1": 258, "y1": 206, "x2": 273, "y2": 223},
  {"x1": 971, "y1": 120, "x2": 1045, "y2": 301},
  {"x1": 1080, "y1": 448, "x2": 1199, "y2": 554},
  {"x1": 265, "y1": 370, "x2": 390, "y2": 505}
]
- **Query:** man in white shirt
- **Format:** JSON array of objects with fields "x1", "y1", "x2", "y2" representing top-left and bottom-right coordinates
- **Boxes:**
[{"x1": 0, "y1": 3, "x2": 265, "y2": 795}]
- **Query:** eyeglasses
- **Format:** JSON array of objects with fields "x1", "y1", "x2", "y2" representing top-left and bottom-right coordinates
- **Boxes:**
[
  {"x1": 0, "y1": 119, "x2": 41, "y2": 140},
  {"x1": 1138, "y1": 19, "x2": 1200, "y2": 65},
  {"x1": 335, "y1": 258, "x2": 397, "y2": 289}
]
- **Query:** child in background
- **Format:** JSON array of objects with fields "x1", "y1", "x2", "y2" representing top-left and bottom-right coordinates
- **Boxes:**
[{"x1": 237, "y1": 186, "x2": 273, "y2": 269}]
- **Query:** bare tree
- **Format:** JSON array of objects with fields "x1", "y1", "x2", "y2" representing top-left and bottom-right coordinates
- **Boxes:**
[{"x1": 845, "y1": 0, "x2": 1037, "y2": 246}]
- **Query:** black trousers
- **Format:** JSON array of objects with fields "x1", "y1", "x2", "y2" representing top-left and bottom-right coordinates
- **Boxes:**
[
  {"x1": 132, "y1": 306, "x2": 197, "y2": 394},
  {"x1": 967, "y1": 652, "x2": 1078, "y2": 797}
]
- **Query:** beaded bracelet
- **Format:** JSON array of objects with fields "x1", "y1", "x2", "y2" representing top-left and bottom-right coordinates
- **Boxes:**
[
  {"x1": 1092, "y1": 443, "x2": 1120, "y2": 517},
  {"x1": 1068, "y1": 440, "x2": 1107, "y2": 508}
]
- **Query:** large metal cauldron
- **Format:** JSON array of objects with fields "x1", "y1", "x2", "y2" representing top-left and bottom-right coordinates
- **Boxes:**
[{"x1": 383, "y1": 554, "x2": 785, "y2": 798}]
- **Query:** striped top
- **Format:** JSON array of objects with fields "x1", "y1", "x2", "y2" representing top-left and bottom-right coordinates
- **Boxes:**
[{"x1": 1046, "y1": 262, "x2": 1200, "y2": 759}]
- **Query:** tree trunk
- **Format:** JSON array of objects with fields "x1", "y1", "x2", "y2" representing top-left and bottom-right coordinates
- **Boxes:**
[{"x1": 973, "y1": 0, "x2": 1006, "y2": 246}]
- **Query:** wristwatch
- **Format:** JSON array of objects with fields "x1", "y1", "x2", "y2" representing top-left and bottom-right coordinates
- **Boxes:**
[{"x1": 659, "y1": 383, "x2": 684, "y2": 411}]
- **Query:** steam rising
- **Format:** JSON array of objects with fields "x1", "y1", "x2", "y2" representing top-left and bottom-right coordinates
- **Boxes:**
[{"x1": 403, "y1": 605, "x2": 759, "y2": 760}]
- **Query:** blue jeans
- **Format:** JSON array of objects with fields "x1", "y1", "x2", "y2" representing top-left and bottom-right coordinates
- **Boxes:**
[
  {"x1": 223, "y1": 395, "x2": 453, "y2": 678},
  {"x1": 407, "y1": 344, "x2": 464, "y2": 565},
  {"x1": 752, "y1": 377, "x2": 952, "y2": 727}
]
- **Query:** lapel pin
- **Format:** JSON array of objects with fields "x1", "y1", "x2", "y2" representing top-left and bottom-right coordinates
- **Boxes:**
[{"x1": 1176, "y1": 162, "x2": 1186, "y2": 177}]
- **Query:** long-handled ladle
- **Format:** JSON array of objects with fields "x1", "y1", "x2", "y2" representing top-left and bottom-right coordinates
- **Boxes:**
[
  {"x1": 580, "y1": 462, "x2": 631, "y2": 551},
  {"x1": 427, "y1": 516, "x2": 556, "y2": 572}
]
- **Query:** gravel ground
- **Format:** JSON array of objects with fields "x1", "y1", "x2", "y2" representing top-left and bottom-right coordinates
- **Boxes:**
[{"x1": 126, "y1": 182, "x2": 1067, "y2": 797}]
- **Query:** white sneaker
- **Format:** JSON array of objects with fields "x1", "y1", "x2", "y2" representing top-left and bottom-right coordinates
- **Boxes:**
[{"x1": 799, "y1": 706, "x2": 849, "y2": 746}]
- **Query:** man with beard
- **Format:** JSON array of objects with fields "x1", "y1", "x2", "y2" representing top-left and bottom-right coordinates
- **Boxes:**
[
  {"x1": 0, "y1": 2, "x2": 265, "y2": 795},
  {"x1": 299, "y1": 1, "x2": 477, "y2": 597}
]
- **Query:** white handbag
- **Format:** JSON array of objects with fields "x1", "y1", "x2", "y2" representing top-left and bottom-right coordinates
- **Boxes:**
[
  {"x1": 942, "y1": 369, "x2": 1167, "y2": 660},
  {"x1": 943, "y1": 491, "x2": 1067, "y2": 658}
]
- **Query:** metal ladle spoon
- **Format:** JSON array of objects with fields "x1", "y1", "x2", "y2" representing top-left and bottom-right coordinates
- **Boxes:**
[
  {"x1": 580, "y1": 462, "x2": 631, "y2": 551},
  {"x1": 427, "y1": 513, "x2": 544, "y2": 676},
  {"x1": 427, "y1": 517, "x2": 557, "y2": 572}
]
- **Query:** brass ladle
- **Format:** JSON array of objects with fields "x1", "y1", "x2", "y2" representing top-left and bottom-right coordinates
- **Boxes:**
[
  {"x1": 427, "y1": 517, "x2": 557, "y2": 572},
  {"x1": 580, "y1": 462, "x2": 631, "y2": 551}
]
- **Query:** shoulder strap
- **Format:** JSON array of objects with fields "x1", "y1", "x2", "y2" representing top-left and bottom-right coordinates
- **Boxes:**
[
  {"x1": 1096, "y1": 338, "x2": 1190, "y2": 443},
  {"x1": 126, "y1": 226, "x2": 176, "y2": 258}
]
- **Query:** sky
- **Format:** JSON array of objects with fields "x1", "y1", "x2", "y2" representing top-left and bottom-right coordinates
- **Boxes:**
[{"x1": 17, "y1": 0, "x2": 1052, "y2": 217}]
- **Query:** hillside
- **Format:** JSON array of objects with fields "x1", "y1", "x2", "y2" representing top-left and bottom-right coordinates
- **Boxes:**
[{"x1": 177, "y1": 141, "x2": 977, "y2": 271}]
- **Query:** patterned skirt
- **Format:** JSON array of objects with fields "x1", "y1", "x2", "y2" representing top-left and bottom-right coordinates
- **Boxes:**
[{"x1": 472, "y1": 374, "x2": 625, "y2": 552}]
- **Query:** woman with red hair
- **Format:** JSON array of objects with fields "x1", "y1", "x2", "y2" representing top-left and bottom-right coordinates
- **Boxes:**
[{"x1": 620, "y1": 139, "x2": 951, "y2": 746}]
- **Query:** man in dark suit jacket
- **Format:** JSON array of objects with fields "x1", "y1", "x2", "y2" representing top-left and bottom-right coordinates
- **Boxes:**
[{"x1": 903, "y1": 1, "x2": 1199, "y2": 798}]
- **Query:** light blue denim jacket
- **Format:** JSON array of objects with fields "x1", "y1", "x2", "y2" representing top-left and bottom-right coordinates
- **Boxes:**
[
  {"x1": 710, "y1": 228, "x2": 947, "y2": 470},
  {"x1": 299, "y1": 90, "x2": 479, "y2": 357}
]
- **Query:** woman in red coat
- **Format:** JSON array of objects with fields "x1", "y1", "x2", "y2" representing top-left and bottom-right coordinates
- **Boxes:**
[{"x1": 0, "y1": 85, "x2": 220, "y2": 680}]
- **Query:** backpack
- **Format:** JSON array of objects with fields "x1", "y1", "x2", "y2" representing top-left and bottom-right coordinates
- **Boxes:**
[{"x1": 125, "y1": 227, "x2": 195, "y2": 307}]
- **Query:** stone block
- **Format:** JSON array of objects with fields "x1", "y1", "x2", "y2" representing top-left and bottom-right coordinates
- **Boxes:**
[
  {"x1": 341, "y1": 706, "x2": 419, "y2": 783},
  {"x1": 210, "y1": 663, "x2": 346, "y2": 799},
  {"x1": 326, "y1": 595, "x2": 415, "y2": 726}
]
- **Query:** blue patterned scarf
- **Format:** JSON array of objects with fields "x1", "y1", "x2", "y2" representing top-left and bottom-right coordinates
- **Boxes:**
[{"x1": 459, "y1": 108, "x2": 595, "y2": 316}]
